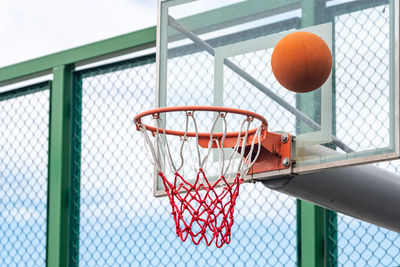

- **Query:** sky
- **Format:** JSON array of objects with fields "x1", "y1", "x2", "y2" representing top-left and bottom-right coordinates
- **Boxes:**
[
  {"x1": 0, "y1": 0, "x2": 247, "y2": 69},
  {"x1": 0, "y1": 0, "x2": 157, "y2": 68}
]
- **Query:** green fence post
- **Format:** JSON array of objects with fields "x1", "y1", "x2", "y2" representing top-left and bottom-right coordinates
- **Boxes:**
[
  {"x1": 69, "y1": 72, "x2": 82, "y2": 267},
  {"x1": 297, "y1": 1, "x2": 337, "y2": 267},
  {"x1": 46, "y1": 64, "x2": 74, "y2": 267},
  {"x1": 297, "y1": 200, "x2": 326, "y2": 267}
]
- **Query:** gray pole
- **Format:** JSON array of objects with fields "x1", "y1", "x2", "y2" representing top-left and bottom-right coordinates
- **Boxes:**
[{"x1": 262, "y1": 164, "x2": 400, "y2": 232}]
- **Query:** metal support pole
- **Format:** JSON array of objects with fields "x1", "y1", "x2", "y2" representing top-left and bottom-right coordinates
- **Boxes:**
[
  {"x1": 46, "y1": 64, "x2": 74, "y2": 267},
  {"x1": 262, "y1": 164, "x2": 400, "y2": 233}
]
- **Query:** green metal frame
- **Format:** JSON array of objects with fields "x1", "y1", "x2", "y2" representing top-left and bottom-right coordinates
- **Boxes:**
[
  {"x1": 69, "y1": 72, "x2": 83, "y2": 266},
  {"x1": 46, "y1": 65, "x2": 74, "y2": 267},
  {"x1": 0, "y1": 81, "x2": 50, "y2": 101},
  {"x1": 0, "y1": 28, "x2": 156, "y2": 87},
  {"x1": 0, "y1": 0, "x2": 390, "y2": 266}
]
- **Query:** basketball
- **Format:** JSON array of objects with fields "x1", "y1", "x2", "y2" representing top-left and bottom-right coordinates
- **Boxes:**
[{"x1": 271, "y1": 31, "x2": 332, "y2": 93}]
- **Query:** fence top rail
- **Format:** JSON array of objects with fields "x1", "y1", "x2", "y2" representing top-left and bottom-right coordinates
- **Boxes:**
[{"x1": 0, "y1": 27, "x2": 157, "y2": 87}]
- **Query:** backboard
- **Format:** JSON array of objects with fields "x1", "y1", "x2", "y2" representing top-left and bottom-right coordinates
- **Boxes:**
[{"x1": 154, "y1": 0, "x2": 399, "y2": 196}]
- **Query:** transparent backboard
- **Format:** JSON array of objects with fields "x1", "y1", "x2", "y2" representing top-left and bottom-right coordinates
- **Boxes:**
[{"x1": 155, "y1": 0, "x2": 399, "y2": 195}]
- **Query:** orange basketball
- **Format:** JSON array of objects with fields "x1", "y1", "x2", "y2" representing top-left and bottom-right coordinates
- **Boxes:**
[{"x1": 271, "y1": 31, "x2": 332, "y2": 93}]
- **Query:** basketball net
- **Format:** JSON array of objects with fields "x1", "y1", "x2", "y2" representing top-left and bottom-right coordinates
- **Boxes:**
[{"x1": 136, "y1": 107, "x2": 266, "y2": 247}]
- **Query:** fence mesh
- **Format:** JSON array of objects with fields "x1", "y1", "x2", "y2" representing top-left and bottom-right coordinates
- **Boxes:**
[
  {"x1": 328, "y1": 2, "x2": 400, "y2": 266},
  {"x1": 0, "y1": 82, "x2": 49, "y2": 267},
  {"x1": 334, "y1": 4, "x2": 391, "y2": 152}
]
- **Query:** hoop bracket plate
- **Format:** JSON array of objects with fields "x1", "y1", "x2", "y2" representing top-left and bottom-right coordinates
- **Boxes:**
[{"x1": 247, "y1": 132, "x2": 292, "y2": 175}]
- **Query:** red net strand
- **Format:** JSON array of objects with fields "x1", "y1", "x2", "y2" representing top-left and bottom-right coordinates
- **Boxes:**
[{"x1": 160, "y1": 169, "x2": 243, "y2": 248}]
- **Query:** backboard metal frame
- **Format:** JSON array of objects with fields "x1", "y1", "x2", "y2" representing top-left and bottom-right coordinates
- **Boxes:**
[{"x1": 154, "y1": 0, "x2": 400, "y2": 196}]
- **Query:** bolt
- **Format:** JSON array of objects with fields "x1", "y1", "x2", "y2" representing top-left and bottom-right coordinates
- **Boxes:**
[
  {"x1": 281, "y1": 133, "x2": 289, "y2": 143},
  {"x1": 282, "y1": 157, "x2": 290, "y2": 167}
]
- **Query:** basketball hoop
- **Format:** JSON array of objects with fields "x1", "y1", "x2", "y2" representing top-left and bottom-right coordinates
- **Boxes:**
[{"x1": 134, "y1": 106, "x2": 291, "y2": 247}]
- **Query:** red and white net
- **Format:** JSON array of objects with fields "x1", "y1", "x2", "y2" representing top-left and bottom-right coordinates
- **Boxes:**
[{"x1": 138, "y1": 110, "x2": 264, "y2": 247}]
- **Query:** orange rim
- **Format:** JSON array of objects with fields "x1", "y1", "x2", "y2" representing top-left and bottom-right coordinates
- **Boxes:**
[{"x1": 134, "y1": 106, "x2": 268, "y2": 139}]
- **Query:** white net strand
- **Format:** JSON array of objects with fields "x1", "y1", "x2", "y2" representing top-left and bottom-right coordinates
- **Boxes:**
[
  {"x1": 237, "y1": 119, "x2": 252, "y2": 173},
  {"x1": 241, "y1": 125, "x2": 263, "y2": 176},
  {"x1": 154, "y1": 118, "x2": 165, "y2": 172},
  {"x1": 200, "y1": 114, "x2": 221, "y2": 169},
  {"x1": 176, "y1": 113, "x2": 190, "y2": 173},
  {"x1": 187, "y1": 112, "x2": 202, "y2": 169},
  {"x1": 218, "y1": 114, "x2": 228, "y2": 177},
  {"x1": 176, "y1": 112, "x2": 203, "y2": 178},
  {"x1": 139, "y1": 126, "x2": 161, "y2": 171},
  {"x1": 186, "y1": 137, "x2": 199, "y2": 175},
  {"x1": 223, "y1": 118, "x2": 247, "y2": 179},
  {"x1": 214, "y1": 138, "x2": 224, "y2": 178},
  {"x1": 156, "y1": 116, "x2": 177, "y2": 174}
]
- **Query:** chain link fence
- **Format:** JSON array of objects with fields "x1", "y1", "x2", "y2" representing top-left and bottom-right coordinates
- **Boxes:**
[
  {"x1": 329, "y1": 2, "x2": 400, "y2": 266},
  {"x1": 73, "y1": 53, "x2": 298, "y2": 266},
  {"x1": 334, "y1": 3, "x2": 390, "y2": 152},
  {"x1": 0, "y1": 82, "x2": 49, "y2": 267},
  {"x1": 72, "y1": 2, "x2": 400, "y2": 265}
]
